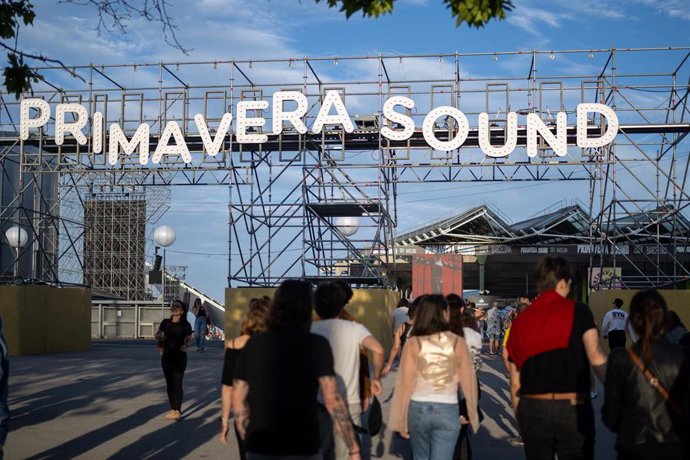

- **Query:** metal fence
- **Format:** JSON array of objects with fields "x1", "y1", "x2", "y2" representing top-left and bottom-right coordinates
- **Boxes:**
[{"x1": 92, "y1": 300, "x2": 170, "y2": 339}]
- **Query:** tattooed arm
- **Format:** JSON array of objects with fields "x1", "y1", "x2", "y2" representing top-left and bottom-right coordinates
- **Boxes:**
[
  {"x1": 319, "y1": 376, "x2": 361, "y2": 459},
  {"x1": 231, "y1": 379, "x2": 250, "y2": 440}
]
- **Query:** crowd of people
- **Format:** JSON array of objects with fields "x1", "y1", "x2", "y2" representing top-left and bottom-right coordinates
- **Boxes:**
[{"x1": 154, "y1": 256, "x2": 689, "y2": 460}]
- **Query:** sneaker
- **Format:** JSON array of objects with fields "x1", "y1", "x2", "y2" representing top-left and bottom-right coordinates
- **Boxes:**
[
  {"x1": 164, "y1": 410, "x2": 177, "y2": 420},
  {"x1": 170, "y1": 410, "x2": 181, "y2": 421},
  {"x1": 590, "y1": 391, "x2": 598, "y2": 400},
  {"x1": 509, "y1": 436, "x2": 524, "y2": 446}
]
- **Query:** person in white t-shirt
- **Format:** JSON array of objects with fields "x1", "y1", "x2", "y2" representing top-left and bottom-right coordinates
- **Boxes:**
[
  {"x1": 391, "y1": 298, "x2": 410, "y2": 335},
  {"x1": 602, "y1": 298, "x2": 635, "y2": 349},
  {"x1": 312, "y1": 281, "x2": 384, "y2": 460}
]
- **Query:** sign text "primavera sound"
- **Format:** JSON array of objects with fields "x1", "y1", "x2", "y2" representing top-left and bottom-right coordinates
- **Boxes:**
[{"x1": 19, "y1": 91, "x2": 619, "y2": 166}]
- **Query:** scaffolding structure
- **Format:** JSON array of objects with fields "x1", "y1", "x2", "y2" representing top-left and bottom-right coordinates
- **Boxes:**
[
  {"x1": 83, "y1": 195, "x2": 147, "y2": 299},
  {"x1": 0, "y1": 47, "x2": 689, "y2": 291}
]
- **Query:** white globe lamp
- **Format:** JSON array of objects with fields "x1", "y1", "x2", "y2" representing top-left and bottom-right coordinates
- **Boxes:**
[
  {"x1": 5, "y1": 226, "x2": 28, "y2": 249},
  {"x1": 5, "y1": 226, "x2": 29, "y2": 279},
  {"x1": 154, "y1": 225, "x2": 176, "y2": 247},
  {"x1": 334, "y1": 216, "x2": 359, "y2": 237}
]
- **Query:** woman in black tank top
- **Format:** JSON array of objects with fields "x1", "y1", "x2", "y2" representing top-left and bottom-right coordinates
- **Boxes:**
[{"x1": 219, "y1": 297, "x2": 270, "y2": 460}]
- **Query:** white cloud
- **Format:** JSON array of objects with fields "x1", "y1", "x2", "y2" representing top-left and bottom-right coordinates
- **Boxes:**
[
  {"x1": 507, "y1": 5, "x2": 568, "y2": 36},
  {"x1": 629, "y1": 0, "x2": 690, "y2": 20}
]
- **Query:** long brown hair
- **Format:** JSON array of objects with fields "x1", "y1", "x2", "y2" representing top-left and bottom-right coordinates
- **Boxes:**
[
  {"x1": 448, "y1": 298, "x2": 466, "y2": 338},
  {"x1": 411, "y1": 295, "x2": 450, "y2": 337},
  {"x1": 240, "y1": 297, "x2": 271, "y2": 335},
  {"x1": 629, "y1": 289, "x2": 668, "y2": 368}
]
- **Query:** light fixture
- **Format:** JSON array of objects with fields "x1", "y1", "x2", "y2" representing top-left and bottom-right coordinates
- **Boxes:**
[
  {"x1": 213, "y1": 62, "x2": 217, "y2": 70},
  {"x1": 333, "y1": 58, "x2": 338, "y2": 66},
  {"x1": 492, "y1": 53, "x2": 499, "y2": 61},
  {"x1": 549, "y1": 52, "x2": 555, "y2": 60},
  {"x1": 588, "y1": 51, "x2": 594, "y2": 59},
  {"x1": 5, "y1": 226, "x2": 29, "y2": 279},
  {"x1": 334, "y1": 216, "x2": 359, "y2": 237},
  {"x1": 439, "y1": 55, "x2": 444, "y2": 63},
  {"x1": 153, "y1": 225, "x2": 176, "y2": 306},
  {"x1": 5, "y1": 226, "x2": 28, "y2": 249},
  {"x1": 288, "y1": 59, "x2": 293, "y2": 67},
  {"x1": 154, "y1": 225, "x2": 176, "y2": 247},
  {"x1": 249, "y1": 60, "x2": 253, "y2": 69}
]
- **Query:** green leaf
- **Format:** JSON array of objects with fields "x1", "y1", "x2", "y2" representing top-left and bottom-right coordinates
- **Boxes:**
[{"x1": 4, "y1": 52, "x2": 41, "y2": 100}]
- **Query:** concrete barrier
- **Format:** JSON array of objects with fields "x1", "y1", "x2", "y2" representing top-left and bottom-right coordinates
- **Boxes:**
[{"x1": 0, "y1": 285, "x2": 91, "y2": 355}]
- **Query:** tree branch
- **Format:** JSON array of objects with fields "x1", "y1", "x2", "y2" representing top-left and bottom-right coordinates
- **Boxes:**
[
  {"x1": 0, "y1": 42, "x2": 85, "y2": 82},
  {"x1": 62, "y1": 0, "x2": 191, "y2": 54}
]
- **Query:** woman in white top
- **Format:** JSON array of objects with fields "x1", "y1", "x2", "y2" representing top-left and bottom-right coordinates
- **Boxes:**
[{"x1": 389, "y1": 295, "x2": 479, "y2": 460}]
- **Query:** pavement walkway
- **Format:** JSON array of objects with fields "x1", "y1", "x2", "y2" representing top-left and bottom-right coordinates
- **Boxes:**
[{"x1": 5, "y1": 340, "x2": 615, "y2": 459}]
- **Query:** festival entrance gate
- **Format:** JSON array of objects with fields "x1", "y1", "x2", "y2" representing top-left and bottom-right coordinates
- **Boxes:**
[{"x1": 1, "y1": 47, "x2": 689, "y2": 293}]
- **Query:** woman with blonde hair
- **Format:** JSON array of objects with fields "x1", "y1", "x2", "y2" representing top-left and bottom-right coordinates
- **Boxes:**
[
  {"x1": 218, "y1": 297, "x2": 271, "y2": 459},
  {"x1": 389, "y1": 294, "x2": 479, "y2": 460}
]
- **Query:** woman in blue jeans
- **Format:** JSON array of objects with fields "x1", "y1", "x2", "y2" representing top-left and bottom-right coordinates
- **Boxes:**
[
  {"x1": 193, "y1": 299, "x2": 207, "y2": 351},
  {"x1": 389, "y1": 295, "x2": 480, "y2": 460}
]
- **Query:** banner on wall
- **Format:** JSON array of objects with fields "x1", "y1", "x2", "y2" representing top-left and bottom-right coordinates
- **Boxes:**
[
  {"x1": 588, "y1": 266, "x2": 622, "y2": 291},
  {"x1": 412, "y1": 254, "x2": 463, "y2": 297}
]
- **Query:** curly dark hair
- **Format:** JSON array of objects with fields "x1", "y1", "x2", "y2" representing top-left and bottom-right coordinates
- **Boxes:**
[
  {"x1": 315, "y1": 281, "x2": 350, "y2": 319},
  {"x1": 268, "y1": 280, "x2": 314, "y2": 332}
]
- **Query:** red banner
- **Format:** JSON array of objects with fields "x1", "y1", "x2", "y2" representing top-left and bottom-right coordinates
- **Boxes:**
[{"x1": 412, "y1": 254, "x2": 463, "y2": 297}]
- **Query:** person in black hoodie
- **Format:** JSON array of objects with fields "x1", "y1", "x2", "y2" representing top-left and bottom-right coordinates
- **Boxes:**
[{"x1": 602, "y1": 289, "x2": 690, "y2": 460}]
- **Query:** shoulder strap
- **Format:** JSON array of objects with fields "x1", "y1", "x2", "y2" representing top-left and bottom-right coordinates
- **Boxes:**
[{"x1": 627, "y1": 347, "x2": 685, "y2": 418}]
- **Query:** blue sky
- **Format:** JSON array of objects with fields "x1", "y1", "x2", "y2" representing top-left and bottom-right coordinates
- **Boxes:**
[{"x1": 18, "y1": 0, "x2": 690, "y2": 301}]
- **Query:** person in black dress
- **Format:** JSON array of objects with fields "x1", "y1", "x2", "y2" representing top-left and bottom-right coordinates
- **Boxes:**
[
  {"x1": 219, "y1": 297, "x2": 270, "y2": 459},
  {"x1": 156, "y1": 300, "x2": 192, "y2": 421}
]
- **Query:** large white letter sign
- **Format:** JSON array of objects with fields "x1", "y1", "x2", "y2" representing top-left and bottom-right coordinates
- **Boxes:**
[
  {"x1": 526, "y1": 112, "x2": 567, "y2": 157},
  {"x1": 236, "y1": 100, "x2": 269, "y2": 144},
  {"x1": 381, "y1": 96, "x2": 415, "y2": 141},
  {"x1": 422, "y1": 107, "x2": 469, "y2": 151},
  {"x1": 20, "y1": 98, "x2": 50, "y2": 140},
  {"x1": 272, "y1": 91, "x2": 308, "y2": 134},
  {"x1": 311, "y1": 90, "x2": 355, "y2": 134},
  {"x1": 195, "y1": 113, "x2": 233, "y2": 156},
  {"x1": 108, "y1": 123, "x2": 150, "y2": 165},
  {"x1": 576, "y1": 103, "x2": 619, "y2": 148},
  {"x1": 92, "y1": 112, "x2": 104, "y2": 154},
  {"x1": 153, "y1": 121, "x2": 192, "y2": 164},
  {"x1": 55, "y1": 103, "x2": 88, "y2": 146},
  {"x1": 479, "y1": 112, "x2": 518, "y2": 158}
]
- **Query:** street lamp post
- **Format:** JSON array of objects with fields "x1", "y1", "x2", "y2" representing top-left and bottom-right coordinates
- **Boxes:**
[
  {"x1": 153, "y1": 226, "x2": 176, "y2": 308},
  {"x1": 4, "y1": 226, "x2": 29, "y2": 280},
  {"x1": 334, "y1": 217, "x2": 359, "y2": 277}
]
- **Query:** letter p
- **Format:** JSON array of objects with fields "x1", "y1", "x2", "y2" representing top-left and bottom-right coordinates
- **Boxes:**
[{"x1": 20, "y1": 99, "x2": 51, "y2": 140}]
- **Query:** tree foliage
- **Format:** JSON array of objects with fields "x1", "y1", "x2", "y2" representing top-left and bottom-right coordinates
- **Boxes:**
[
  {"x1": 0, "y1": 0, "x2": 187, "y2": 99},
  {"x1": 314, "y1": 0, "x2": 514, "y2": 27}
]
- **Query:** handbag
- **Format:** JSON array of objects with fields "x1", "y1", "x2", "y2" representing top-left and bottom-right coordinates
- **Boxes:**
[
  {"x1": 627, "y1": 347, "x2": 685, "y2": 418},
  {"x1": 367, "y1": 396, "x2": 382, "y2": 436},
  {"x1": 354, "y1": 396, "x2": 382, "y2": 435}
]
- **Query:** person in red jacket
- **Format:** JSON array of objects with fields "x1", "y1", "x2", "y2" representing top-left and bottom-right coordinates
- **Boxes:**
[{"x1": 506, "y1": 256, "x2": 607, "y2": 460}]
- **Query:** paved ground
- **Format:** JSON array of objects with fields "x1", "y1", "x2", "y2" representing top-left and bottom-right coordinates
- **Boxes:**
[{"x1": 5, "y1": 340, "x2": 616, "y2": 459}]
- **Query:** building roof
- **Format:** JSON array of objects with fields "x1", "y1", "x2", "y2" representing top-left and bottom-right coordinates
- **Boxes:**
[{"x1": 395, "y1": 201, "x2": 690, "y2": 248}]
